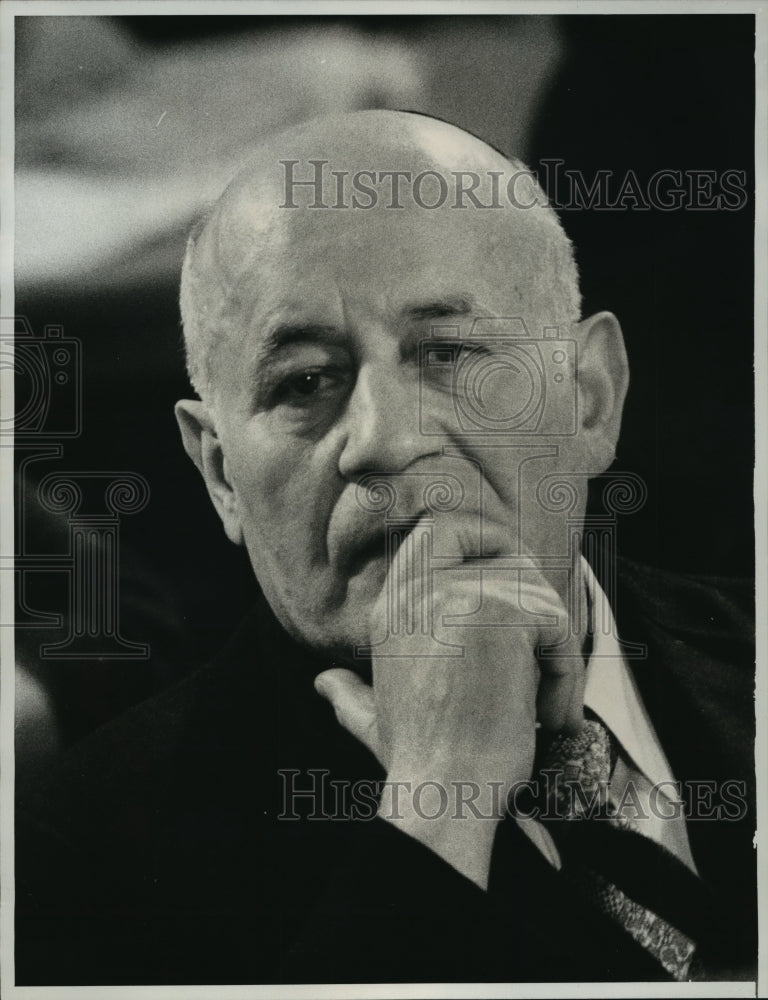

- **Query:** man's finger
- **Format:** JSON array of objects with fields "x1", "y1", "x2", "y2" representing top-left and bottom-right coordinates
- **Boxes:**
[
  {"x1": 314, "y1": 668, "x2": 381, "y2": 759},
  {"x1": 564, "y1": 658, "x2": 587, "y2": 735},
  {"x1": 536, "y1": 635, "x2": 586, "y2": 735}
]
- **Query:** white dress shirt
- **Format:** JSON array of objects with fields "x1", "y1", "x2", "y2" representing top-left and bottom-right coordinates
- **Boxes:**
[{"x1": 517, "y1": 557, "x2": 698, "y2": 877}]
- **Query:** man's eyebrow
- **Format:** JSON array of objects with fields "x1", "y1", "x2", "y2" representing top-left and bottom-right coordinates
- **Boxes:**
[
  {"x1": 250, "y1": 298, "x2": 480, "y2": 372},
  {"x1": 251, "y1": 323, "x2": 345, "y2": 370},
  {"x1": 402, "y1": 295, "x2": 479, "y2": 323}
]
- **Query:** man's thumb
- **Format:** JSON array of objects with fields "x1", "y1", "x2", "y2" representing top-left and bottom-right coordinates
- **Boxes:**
[{"x1": 314, "y1": 668, "x2": 380, "y2": 760}]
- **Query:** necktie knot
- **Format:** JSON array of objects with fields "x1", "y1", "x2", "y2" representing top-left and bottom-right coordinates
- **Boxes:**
[{"x1": 536, "y1": 716, "x2": 615, "y2": 823}]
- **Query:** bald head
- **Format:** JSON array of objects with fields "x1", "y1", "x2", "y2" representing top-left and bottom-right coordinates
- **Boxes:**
[{"x1": 180, "y1": 110, "x2": 581, "y2": 402}]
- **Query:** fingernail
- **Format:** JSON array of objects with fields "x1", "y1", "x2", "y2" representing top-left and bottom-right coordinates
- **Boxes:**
[{"x1": 314, "y1": 675, "x2": 328, "y2": 697}]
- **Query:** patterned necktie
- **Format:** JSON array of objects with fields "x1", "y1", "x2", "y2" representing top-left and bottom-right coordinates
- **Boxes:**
[{"x1": 537, "y1": 717, "x2": 698, "y2": 981}]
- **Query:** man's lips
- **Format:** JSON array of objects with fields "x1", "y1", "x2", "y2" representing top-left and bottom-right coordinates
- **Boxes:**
[
  {"x1": 338, "y1": 515, "x2": 422, "y2": 578},
  {"x1": 330, "y1": 460, "x2": 486, "y2": 580},
  {"x1": 346, "y1": 532, "x2": 389, "y2": 576}
]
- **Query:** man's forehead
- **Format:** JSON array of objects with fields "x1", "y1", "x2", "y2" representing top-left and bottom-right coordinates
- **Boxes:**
[
  {"x1": 227, "y1": 231, "x2": 534, "y2": 345},
  {"x1": 206, "y1": 186, "x2": 551, "y2": 323}
]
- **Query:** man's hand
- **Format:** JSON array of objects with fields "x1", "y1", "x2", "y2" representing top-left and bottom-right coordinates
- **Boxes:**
[{"x1": 315, "y1": 511, "x2": 585, "y2": 888}]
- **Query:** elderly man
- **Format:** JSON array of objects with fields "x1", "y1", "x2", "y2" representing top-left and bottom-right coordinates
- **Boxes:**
[{"x1": 16, "y1": 112, "x2": 755, "y2": 985}]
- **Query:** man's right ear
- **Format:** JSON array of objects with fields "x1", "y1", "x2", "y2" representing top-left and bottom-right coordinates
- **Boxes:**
[{"x1": 174, "y1": 400, "x2": 244, "y2": 546}]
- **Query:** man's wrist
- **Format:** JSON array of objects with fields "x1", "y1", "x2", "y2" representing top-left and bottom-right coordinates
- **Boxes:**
[{"x1": 377, "y1": 776, "x2": 504, "y2": 889}]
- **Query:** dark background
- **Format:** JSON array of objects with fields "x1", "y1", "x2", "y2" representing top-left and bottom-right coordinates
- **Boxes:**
[{"x1": 15, "y1": 14, "x2": 755, "y2": 755}]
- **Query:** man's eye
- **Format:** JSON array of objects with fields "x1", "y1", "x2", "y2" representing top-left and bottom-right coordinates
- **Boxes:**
[
  {"x1": 423, "y1": 341, "x2": 490, "y2": 364},
  {"x1": 272, "y1": 369, "x2": 347, "y2": 408},
  {"x1": 421, "y1": 342, "x2": 490, "y2": 387},
  {"x1": 286, "y1": 372, "x2": 323, "y2": 397}
]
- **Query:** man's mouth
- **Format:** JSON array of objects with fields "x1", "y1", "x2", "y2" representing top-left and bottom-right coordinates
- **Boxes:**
[
  {"x1": 344, "y1": 516, "x2": 421, "y2": 577},
  {"x1": 347, "y1": 533, "x2": 388, "y2": 576}
]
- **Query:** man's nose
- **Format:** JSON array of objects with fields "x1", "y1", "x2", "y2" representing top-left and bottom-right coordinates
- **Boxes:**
[{"x1": 337, "y1": 363, "x2": 427, "y2": 479}]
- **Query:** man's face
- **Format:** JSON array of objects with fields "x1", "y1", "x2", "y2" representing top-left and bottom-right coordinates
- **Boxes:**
[{"x1": 204, "y1": 199, "x2": 589, "y2": 658}]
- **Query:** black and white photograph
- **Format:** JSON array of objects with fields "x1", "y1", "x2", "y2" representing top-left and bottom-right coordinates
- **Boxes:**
[{"x1": 2, "y1": 3, "x2": 764, "y2": 995}]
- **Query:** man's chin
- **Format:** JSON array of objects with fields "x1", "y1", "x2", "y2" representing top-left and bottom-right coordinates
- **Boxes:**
[{"x1": 278, "y1": 570, "x2": 385, "y2": 664}]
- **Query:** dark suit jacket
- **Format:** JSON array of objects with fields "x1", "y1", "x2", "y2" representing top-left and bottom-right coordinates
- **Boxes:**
[{"x1": 15, "y1": 558, "x2": 756, "y2": 985}]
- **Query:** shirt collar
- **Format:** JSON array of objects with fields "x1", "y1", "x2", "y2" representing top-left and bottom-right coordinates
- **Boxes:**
[{"x1": 581, "y1": 556, "x2": 681, "y2": 799}]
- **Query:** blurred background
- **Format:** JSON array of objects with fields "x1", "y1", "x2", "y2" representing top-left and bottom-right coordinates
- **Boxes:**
[{"x1": 13, "y1": 14, "x2": 755, "y2": 778}]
